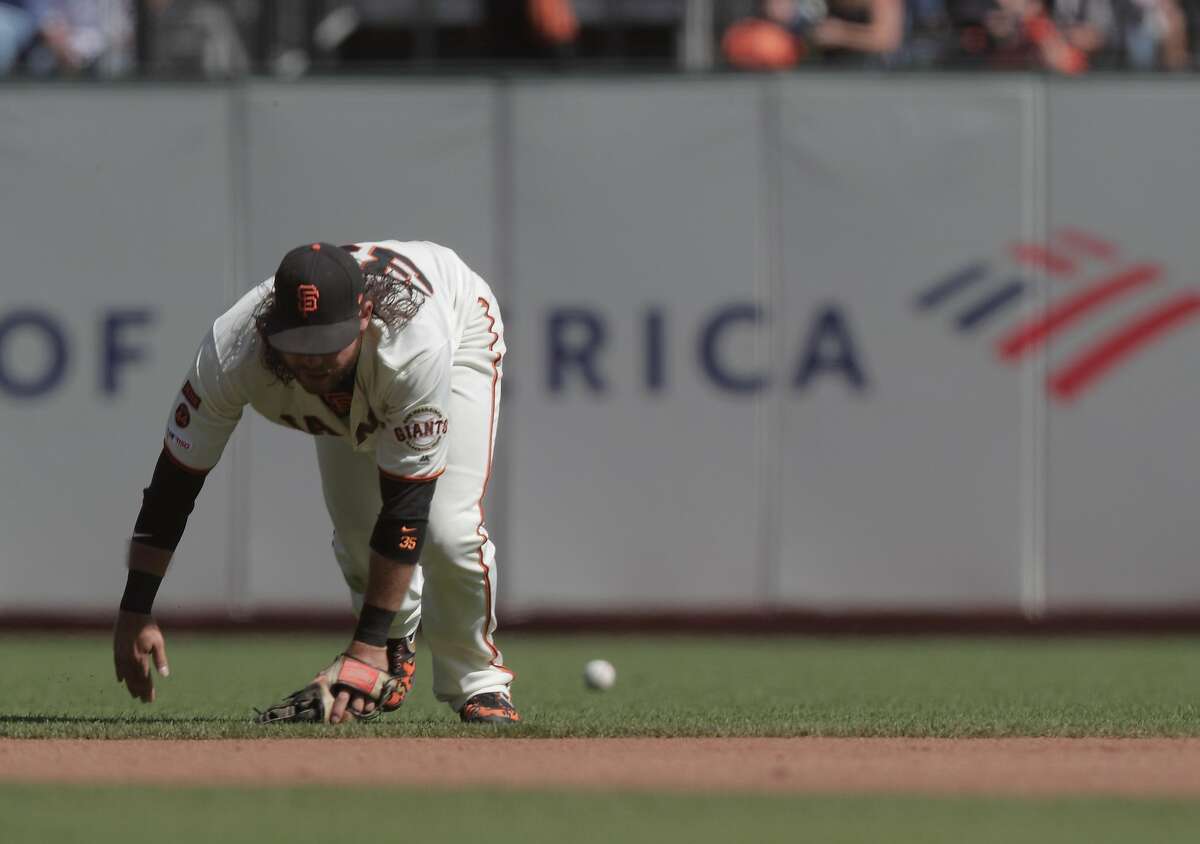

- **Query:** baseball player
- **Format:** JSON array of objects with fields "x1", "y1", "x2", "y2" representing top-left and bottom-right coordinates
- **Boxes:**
[{"x1": 112, "y1": 240, "x2": 518, "y2": 725}]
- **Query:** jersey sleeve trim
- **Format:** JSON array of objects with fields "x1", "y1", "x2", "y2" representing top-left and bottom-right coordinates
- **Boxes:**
[
  {"x1": 379, "y1": 466, "x2": 445, "y2": 483},
  {"x1": 161, "y1": 438, "x2": 212, "y2": 476}
]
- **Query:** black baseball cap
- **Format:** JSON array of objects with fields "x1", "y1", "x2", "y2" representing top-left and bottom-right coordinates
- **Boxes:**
[{"x1": 263, "y1": 242, "x2": 366, "y2": 355}]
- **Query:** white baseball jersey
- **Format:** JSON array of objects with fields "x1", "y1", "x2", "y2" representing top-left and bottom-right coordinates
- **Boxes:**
[
  {"x1": 164, "y1": 240, "x2": 482, "y2": 478},
  {"x1": 162, "y1": 239, "x2": 513, "y2": 709}
]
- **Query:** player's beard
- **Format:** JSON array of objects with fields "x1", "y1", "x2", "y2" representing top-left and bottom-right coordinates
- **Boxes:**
[
  {"x1": 291, "y1": 365, "x2": 350, "y2": 395},
  {"x1": 285, "y1": 336, "x2": 362, "y2": 395}
]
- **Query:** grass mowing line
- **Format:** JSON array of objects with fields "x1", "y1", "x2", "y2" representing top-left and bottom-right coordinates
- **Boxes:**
[
  {"x1": 2, "y1": 634, "x2": 1200, "y2": 739},
  {"x1": 4, "y1": 785, "x2": 1200, "y2": 844}
]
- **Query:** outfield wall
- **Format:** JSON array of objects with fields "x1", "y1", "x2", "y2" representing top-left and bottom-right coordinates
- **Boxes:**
[{"x1": 1, "y1": 77, "x2": 1198, "y2": 619}]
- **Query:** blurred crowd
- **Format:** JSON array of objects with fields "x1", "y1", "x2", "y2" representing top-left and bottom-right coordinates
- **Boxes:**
[
  {"x1": 0, "y1": 0, "x2": 251, "y2": 76},
  {"x1": 724, "y1": 0, "x2": 1192, "y2": 71},
  {"x1": 0, "y1": 0, "x2": 1193, "y2": 78},
  {"x1": 0, "y1": 1, "x2": 133, "y2": 75}
]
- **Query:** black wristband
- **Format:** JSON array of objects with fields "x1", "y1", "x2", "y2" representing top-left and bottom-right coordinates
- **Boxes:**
[
  {"x1": 354, "y1": 603, "x2": 397, "y2": 647},
  {"x1": 120, "y1": 569, "x2": 163, "y2": 615}
]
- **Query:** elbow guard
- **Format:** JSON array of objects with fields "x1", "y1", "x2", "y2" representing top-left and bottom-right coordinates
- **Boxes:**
[
  {"x1": 369, "y1": 473, "x2": 437, "y2": 564},
  {"x1": 132, "y1": 448, "x2": 208, "y2": 551}
]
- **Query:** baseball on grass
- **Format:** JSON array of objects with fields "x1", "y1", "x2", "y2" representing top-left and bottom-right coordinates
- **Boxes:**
[{"x1": 583, "y1": 659, "x2": 616, "y2": 691}]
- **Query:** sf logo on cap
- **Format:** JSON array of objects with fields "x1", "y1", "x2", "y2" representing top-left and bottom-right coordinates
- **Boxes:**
[{"x1": 297, "y1": 284, "x2": 320, "y2": 317}]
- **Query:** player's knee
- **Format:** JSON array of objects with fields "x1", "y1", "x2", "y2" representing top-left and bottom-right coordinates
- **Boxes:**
[{"x1": 424, "y1": 507, "x2": 487, "y2": 567}]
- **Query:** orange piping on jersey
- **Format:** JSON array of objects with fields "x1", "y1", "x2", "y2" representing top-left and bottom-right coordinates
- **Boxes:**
[
  {"x1": 474, "y1": 296, "x2": 515, "y2": 680},
  {"x1": 160, "y1": 439, "x2": 211, "y2": 476},
  {"x1": 378, "y1": 466, "x2": 446, "y2": 483}
]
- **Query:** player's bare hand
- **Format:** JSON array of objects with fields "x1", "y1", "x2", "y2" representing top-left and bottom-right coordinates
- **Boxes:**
[
  {"x1": 113, "y1": 610, "x2": 170, "y2": 703},
  {"x1": 328, "y1": 640, "x2": 387, "y2": 725}
]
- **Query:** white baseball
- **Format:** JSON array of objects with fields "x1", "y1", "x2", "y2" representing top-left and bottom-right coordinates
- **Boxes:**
[{"x1": 583, "y1": 659, "x2": 616, "y2": 691}]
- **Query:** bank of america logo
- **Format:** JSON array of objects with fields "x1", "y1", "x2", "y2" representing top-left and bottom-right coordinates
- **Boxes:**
[{"x1": 915, "y1": 228, "x2": 1200, "y2": 403}]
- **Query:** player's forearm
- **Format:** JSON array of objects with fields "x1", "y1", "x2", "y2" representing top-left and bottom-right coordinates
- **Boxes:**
[
  {"x1": 352, "y1": 472, "x2": 435, "y2": 644},
  {"x1": 362, "y1": 511, "x2": 426, "y2": 620},
  {"x1": 351, "y1": 551, "x2": 418, "y2": 647},
  {"x1": 128, "y1": 541, "x2": 172, "y2": 577},
  {"x1": 119, "y1": 447, "x2": 208, "y2": 615},
  {"x1": 119, "y1": 542, "x2": 172, "y2": 615},
  {"x1": 363, "y1": 551, "x2": 417, "y2": 611}
]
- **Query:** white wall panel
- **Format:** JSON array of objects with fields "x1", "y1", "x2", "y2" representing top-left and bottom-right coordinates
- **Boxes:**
[
  {"x1": 773, "y1": 78, "x2": 1034, "y2": 607},
  {"x1": 3, "y1": 78, "x2": 1200, "y2": 616},
  {"x1": 0, "y1": 88, "x2": 236, "y2": 610},
  {"x1": 505, "y1": 79, "x2": 769, "y2": 609},
  {"x1": 1043, "y1": 82, "x2": 1200, "y2": 607}
]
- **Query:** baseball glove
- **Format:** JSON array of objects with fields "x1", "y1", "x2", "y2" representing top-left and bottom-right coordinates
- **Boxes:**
[{"x1": 255, "y1": 653, "x2": 402, "y2": 725}]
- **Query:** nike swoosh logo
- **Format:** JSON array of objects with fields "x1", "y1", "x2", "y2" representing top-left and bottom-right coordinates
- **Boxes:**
[
  {"x1": 400, "y1": 526, "x2": 418, "y2": 534},
  {"x1": 132, "y1": 533, "x2": 154, "y2": 542}
]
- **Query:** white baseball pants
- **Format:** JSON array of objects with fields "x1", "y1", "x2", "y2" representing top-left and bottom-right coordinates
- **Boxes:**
[{"x1": 314, "y1": 293, "x2": 513, "y2": 711}]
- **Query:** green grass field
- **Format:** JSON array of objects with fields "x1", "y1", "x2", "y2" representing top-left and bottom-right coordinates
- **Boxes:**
[
  {"x1": 3, "y1": 633, "x2": 1200, "y2": 844},
  {"x1": 5, "y1": 786, "x2": 1200, "y2": 844},
  {"x1": 1, "y1": 632, "x2": 1198, "y2": 738}
]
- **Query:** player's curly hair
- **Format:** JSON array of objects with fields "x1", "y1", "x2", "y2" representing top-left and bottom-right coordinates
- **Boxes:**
[{"x1": 252, "y1": 270, "x2": 426, "y2": 385}]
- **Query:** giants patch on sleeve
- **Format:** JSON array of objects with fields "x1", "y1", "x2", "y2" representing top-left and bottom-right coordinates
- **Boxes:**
[{"x1": 394, "y1": 406, "x2": 448, "y2": 452}]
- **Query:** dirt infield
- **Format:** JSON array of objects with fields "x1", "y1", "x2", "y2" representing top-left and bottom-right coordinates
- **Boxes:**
[{"x1": 4, "y1": 738, "x2": 1200, "y2": 796}]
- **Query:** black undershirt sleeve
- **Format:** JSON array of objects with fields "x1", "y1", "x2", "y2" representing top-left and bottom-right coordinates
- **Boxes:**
[
  {"x1": 121, "y1": 448, "x2": 209, "y2": 614},
  {"x1": 132, "y1": 447, "x2": 209, "y2": 552},
  {"x1": 369, "y1": 473, "x2": 437, "y2": 564}
]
